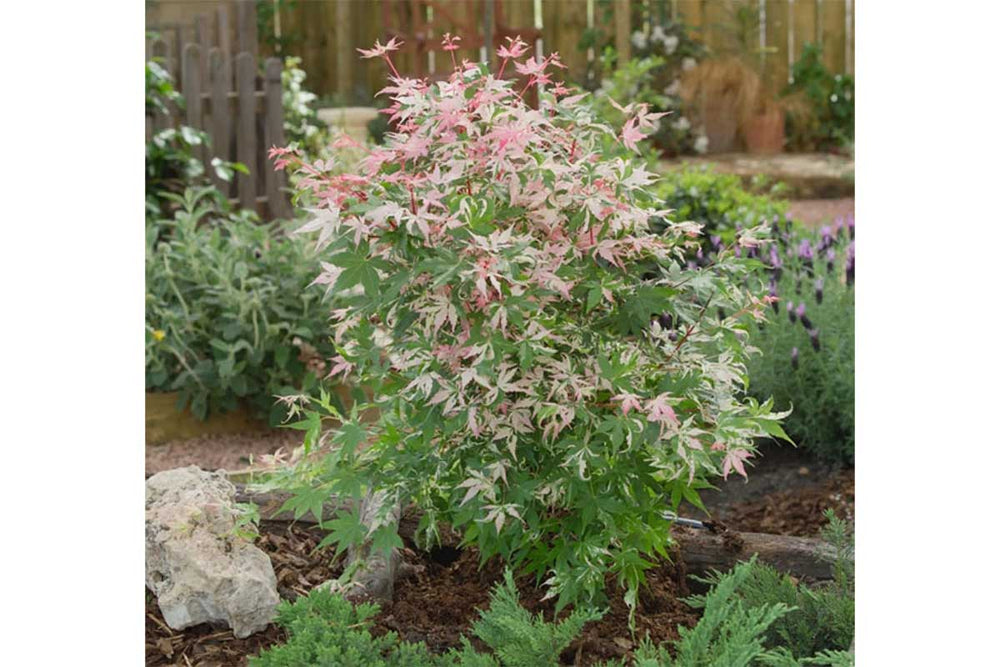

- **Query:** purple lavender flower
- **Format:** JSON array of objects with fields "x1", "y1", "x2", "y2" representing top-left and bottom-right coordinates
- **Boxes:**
[
  {"x1": 845, "y1": 241, "x2": 855, "y2": 286},
  {"x1": 798, "y1": 239, "x2": 814, "y2": 261},
  {"x1": 797, "y1": 302, "x2": 813, "y2": 329},
  {"x1": 835, "y1": 217, "x2": 844, "y2": 238},
  {"x1": 791, "y1": 347, "x2": 799, "y2": 370},
  {"x1": 815, "y1": 277, "x2": 824, "y2": 304},
  {"x1": 710, "y1": 235, "x2": 721, "y2": 249},
  {"x1": 847, "y1": 214, "x2": 855, "y2": 240},
  {"x1": 820, "y1": 225, "x2": 833, "y2": 251},
  {"x1": 787, "y1": 301, "x2": 797, "y2": 324},
  {"x1": 809, "y1": 329, "x2": 821, "y2": 352},
  {"x1": 826, "y1": 248, "x2": 836, "y2": 274}
]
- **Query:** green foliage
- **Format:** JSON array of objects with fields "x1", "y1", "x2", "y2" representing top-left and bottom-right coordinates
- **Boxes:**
[
  {"x1": 588, "y1": 17, "x2": 709, "y2": 158},
  {"x1": 277, "y1": 55, "x2": 787, "y2": 615},
  {"x1": 145, "y1": 60, "x2": 247, "y2": 219},
  {"x1": 653, "y1": 166, "x2": 788, "y2": 246},
  {"x1": 746, "y1": 219, "x2": 855, "y2": 463},
  {"x1": 249, "y1": 587, "x2": 445, "y2": 666},
  {"x1": 471, "y1": 570, "x2": 603, "y2": 666},
  {"x1": 145, "y1": 187, "x2": 334, "y2": 423},
  {"x1": 282, "y1": 56, "x2": 329, "y2": 160},
  {"x1": 693, "y1": 514, "x2": 855, "y2": 663},
  {"x1": 783, "y1": 43, "x2": 854, "y2": 152},
  {"x1": 256, "y1": 0, "x2": 303, "y2": 56}
]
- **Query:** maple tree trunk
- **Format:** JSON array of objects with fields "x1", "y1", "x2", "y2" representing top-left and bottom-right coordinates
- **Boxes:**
[{"x1": 341, "y1": 489, "x2": 402, "y2": 603}]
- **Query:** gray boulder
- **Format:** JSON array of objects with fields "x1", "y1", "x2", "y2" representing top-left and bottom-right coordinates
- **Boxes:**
[{"x1": 145, "y1": 466, "x2": 279, "y2": 638}]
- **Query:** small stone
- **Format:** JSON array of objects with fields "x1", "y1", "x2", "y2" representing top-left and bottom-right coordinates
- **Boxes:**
[
  {"x1": 798, "y1": 466, "x2": 810, "y2": 476},
  {"x1": 146, "y1": 466, "x2": 279, "y2": 638}
]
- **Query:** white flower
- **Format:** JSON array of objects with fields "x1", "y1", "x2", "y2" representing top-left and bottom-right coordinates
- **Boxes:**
[
  {"x1": 631, "y1": 30, "x2": 648, "y2": 50},
  {"x1": 664, "y1": 35, "x2": 679, "y2": 55},
  {"x1": 651, "y1": 26, "x2": 667, "y2": 44},
  {"x1": 672, "y1": 116, "x2": 690, "y2": 132},
  {"x1": 682, "y1": 57, "x2": 697, "y2": 71},
  {"x1": 664, "y1": 78, "x2": 681, "y2": 97},
  {"x1": 694, "y1": 135, "x2": 709, "y2": 154}
]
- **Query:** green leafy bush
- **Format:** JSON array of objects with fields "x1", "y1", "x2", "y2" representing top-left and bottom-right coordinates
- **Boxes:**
[
  {"x1": 145, "y1": 187, "x2": 334, "y2": 423},
  {"x1": 652, "y1": 166, "x2": 788, "y2": 246},
  {"x1": 145, "y1": 59, "x2": 246, "y2": 218},
  {"x1": 470, "y1": 570, "x2": 602, "y2": 666},
  {"x1": 746, "y1": 217, "x2": 855, "y2": 463},
  {"x1": 783, "y1": 43, "x2": 854, "y2": 152},
  {"x1": 253, "y1": 557, "x2": 852, "y2": 666},
  {"x1": 249, "y1": 587, "x2": 445, "y2": 666},
  {"x1": 275, "y1": 37, "x2": 786, "y2": 615},
  {"x1": 692, "y1": 512, "x2": 854, "y2": 664},
  {"x1": 585, "y1": 16, "x2": 709, "y2": 159},
  {"x1": 282, "y1": 56, "x2": 329, "y2": 160}
]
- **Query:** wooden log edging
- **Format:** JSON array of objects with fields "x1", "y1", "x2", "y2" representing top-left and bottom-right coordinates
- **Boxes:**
[{"x1": 234, "y1": 486, "x2": 847, "y2": 585}]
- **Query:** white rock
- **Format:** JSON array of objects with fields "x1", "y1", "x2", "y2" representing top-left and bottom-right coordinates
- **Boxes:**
[{"x1": 145, "y1": 466, "x2": 279, "y2": 638}]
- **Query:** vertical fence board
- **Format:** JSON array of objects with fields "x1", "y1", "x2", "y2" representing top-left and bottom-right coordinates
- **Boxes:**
[
  {"x1": 791, "y1": 0, "x2": 816, "y2": 62},
  {"x1": 236, "y1": 52, "x2": 258, "y2": 211},
  {"x1": 766, "y1": 0, "x2": 790, "y2": 91},
  {"x1": 236, "y1": 0, "x2": 259, "y2": 63},
  {"x1": 210, "y1": 49, "x2": 233, "y2": 195},
  {"x1": 615, "y1": 0, "x2": 633, "y2": 63},
  {"x1": 335, "y1": 0, "x2": 353, "y2": 98},
  {"x1": 217, "y1": 5, "x2": 232, "y2": 57},
  {"x1": 541, "y1": 0, "x2": 588, "y2": 83},
  {"x1": 195, "y1": 13, "x2": 212, "y2": 82},
  {"x1": 675, "y1": 0, "x2": 704, "y2": 40},
  {"x1": 264, "y1": 58, "x2": 292, "y2": 220},
  {"x1": 844, "y1": 0, "x2": 852, "y2": 75},
  {"x1": 820, "y1": 0, "x2": 844, "y2": 73},
  {"x1": 182, "y1": 44, "x2": 206, "y2": 170}
]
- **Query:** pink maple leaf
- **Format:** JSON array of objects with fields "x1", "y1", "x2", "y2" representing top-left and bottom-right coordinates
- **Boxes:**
[
  {"x1": 621, "y1": 117, "x2": 645, "y2": 153},
  {"x1": 722, "y1": 449, "x2": 753, "y2": 481},
  {"x1": 497, "y1": 36, "x2": 530, "y2": 60},
  {"x1": 357, "y1": 37, "x2": 403, "y2": 59},
  {"x1": 612, "y1": 393, "x2": 644, "y2": 416}
]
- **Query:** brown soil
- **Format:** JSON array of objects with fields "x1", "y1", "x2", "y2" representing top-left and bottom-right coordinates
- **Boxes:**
[
  {"x1": 715, "y1": 470, "x2": 854, "y2": 537},
  {"x1": 374, "y1": 543, "x2": 699, "y2": 665}
]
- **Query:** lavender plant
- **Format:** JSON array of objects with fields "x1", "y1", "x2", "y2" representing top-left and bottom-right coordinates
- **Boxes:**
[
  {"x1": 273, "y1": 35, "x2": 787, "y2": 614},
  {"x1": 745, "y1": 216, "x2": 855, "y2": 463}
]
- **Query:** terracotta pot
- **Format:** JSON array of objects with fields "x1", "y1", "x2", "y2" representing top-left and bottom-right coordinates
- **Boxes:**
[{"x1": 744, "y1": 107, "x2": 785, "y2": 154}]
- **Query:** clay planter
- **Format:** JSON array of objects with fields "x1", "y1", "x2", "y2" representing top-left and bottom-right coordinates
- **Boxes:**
[{"x1": 744, "y1": 107, "x2": 785, "y2": 154}]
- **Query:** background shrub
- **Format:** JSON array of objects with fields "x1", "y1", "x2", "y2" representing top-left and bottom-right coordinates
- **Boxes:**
[
  {"x1": 145, "y1": 187, "x2": 334, "y2": 424},
  {"x1": 652, "y1": 166, "x2": 788, "y2": 246},
  {"x1": 782, "y1": 43, "x2": 855, "y2": 153}
]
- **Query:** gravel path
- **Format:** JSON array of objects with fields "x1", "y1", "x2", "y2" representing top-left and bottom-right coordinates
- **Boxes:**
[
  {"x1": 787, "y1": 197, "x2": 854, "y2": 227},
  {"x1": 145, "y1": 430, "x2": 302, "y2": 477}
]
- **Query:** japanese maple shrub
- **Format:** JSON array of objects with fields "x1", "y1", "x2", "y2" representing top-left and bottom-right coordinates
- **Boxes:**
[{"x1": 273, "y1": 35, "x2": 787, "y2": 613}]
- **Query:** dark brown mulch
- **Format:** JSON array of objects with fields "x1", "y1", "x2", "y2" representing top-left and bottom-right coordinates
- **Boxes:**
[
  {"x1": 715, "y1": 470, "x2": 854, "y2": 537},
  {"x1": 145, "y1": 521, "x2": 344, "y2": 667},
  {"x1": 373, "y1": 543, "x2": 700, "y2": 666}
]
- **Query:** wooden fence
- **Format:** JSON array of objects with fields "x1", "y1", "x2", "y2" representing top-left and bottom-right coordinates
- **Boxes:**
[
  {"x1": 147, "y1": 1, "x2": 291, "y2": 220},
  {"x1": 147, "y1": 1, "x2": 854, "y2": 104}
]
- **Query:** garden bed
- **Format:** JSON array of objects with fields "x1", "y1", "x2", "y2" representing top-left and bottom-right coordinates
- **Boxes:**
[{"x1": 145, "y1": 463, "x2": 854, "y2": 666}]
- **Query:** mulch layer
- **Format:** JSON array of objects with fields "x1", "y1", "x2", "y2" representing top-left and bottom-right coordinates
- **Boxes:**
[{"x1": 145, "y1": 468, "x2": 854, "y2": 666}]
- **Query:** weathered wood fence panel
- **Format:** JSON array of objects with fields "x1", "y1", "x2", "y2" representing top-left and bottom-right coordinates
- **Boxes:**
[
  {"x1": 147, "y1": 1, "x2": 290, "y2": 221},
  {"x1": 148, "y1": 1, "x2": 854, "y2": 109}
]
